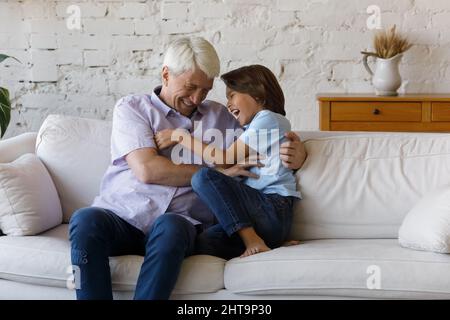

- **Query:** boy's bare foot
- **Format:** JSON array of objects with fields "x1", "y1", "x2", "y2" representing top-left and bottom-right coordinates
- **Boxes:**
[
  {"x1": 282, "y1": 240, "x2": 300, "y2": 247},
  {"x1": 237, "y1": 227, "x2": 271, "y2": 258},
  {"x1": 240, "y1": 242, "x2": 271, "y2": 258}
]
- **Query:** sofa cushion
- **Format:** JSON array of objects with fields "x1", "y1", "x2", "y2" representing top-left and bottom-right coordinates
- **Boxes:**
[
  {"x1": 0, "y1": 224, "x2": 226, "y2": 294},
  {"x1": 36, "y1": 115, "x2": 112, "y2": 223},
  {"x1": 399, "y1": 185, "x2": 450, "y2": 253},
  {"x1": 0, "y1": 132, "x2": 37, "y2": 164},
  {"x1": 224, "y1": 239, "x2": 450, "y2": 299},
  {"x1": 292, "y1": 133, "x2": 450, "y2": 239},
  {"x1": 0, "y1": 153, "x2": 62, "y2": 236}
]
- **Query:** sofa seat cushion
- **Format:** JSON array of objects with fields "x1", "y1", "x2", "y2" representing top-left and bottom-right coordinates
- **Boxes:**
[
  {"x1": 224, "y1": 239, "x2": 450, "y2": 299},
  {"x1": 0, "y1": 224, "x2": 225, "y2": 294}
]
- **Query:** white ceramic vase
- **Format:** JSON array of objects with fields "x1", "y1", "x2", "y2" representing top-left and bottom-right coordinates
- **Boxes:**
[{"x1": 363, "y1": 53, "x2": 403, "y2": 96}]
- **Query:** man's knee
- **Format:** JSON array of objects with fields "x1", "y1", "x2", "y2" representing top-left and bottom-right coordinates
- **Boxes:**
[
  {"x1": 69, "y1": 207, "x2": 110, "y2": 240},
  {"x1": 152, "y1": 214, "x2": 192, "y2": 237},
  {"x1": 147, "y1": 214, "x2": 196, "y2": 252}
]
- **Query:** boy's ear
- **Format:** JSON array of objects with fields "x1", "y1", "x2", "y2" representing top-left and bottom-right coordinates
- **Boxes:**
[
  {"x1": 162, "y1": 66, "x2": 169, "y2": 86},
  {"x1": 256, "y1": 97, "x2": 266, "y2": 107}
]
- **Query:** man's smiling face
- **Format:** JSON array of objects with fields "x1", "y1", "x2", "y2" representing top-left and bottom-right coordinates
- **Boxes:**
[{"x1": 160, "y1": 66, "x2": 214, "y2": 117}]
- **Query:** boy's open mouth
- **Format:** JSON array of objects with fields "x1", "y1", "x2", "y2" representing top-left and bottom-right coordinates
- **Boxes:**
[{"x1": 230, "y1": 108, "x2": 240, "y2": 119}]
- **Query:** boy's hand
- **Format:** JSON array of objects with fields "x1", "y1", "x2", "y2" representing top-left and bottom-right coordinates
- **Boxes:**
[
  {"x1": 155, "y1": 129, "x2": 182, "y2": 150},
  {"x1": 218, "y1": 158, "x2": 264, "y2": 179}
]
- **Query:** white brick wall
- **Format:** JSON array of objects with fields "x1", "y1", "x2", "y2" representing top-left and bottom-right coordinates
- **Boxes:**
[
  {"x1": 1, "y1": 0, "x2": 449, "y2": 138},
  {"x1": 30, "y1": 50, "x2": 58, "y2": 82}
]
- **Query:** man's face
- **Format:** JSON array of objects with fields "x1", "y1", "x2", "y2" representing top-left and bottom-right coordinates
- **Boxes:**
[{"x1": 161, "y1": 67, "x2": 214, "y2": 117}]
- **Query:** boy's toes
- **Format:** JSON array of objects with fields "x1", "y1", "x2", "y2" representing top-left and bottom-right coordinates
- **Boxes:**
[
  {"x1": 240, "y1": 245, "x2": 271, "y2": 258},
  {"x1": 240, "y1": 247, "x2": 258, "y2": 258},
  {"x1": 282, "y1": 240, "x2": 300, "y2": 247},
  {"x1": 240, "y1": 249, "x2": 251, "y2": 258}
]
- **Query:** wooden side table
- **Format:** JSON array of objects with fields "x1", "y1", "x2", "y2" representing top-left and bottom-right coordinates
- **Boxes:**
[{"x1": 318, "y1": 94, "x2": 450, "y2": 132}]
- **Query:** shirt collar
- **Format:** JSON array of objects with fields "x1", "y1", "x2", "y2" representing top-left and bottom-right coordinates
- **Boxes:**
[
  {"x1": 150, "y1": 86, "x2": 173, "y2": 117},
  {"x1": 242, "y1": 110, "x2": 267, "y2": 130},
  {"x1": 150, "y1": 86, "x2": 205, "y2": 118},
  {"x1": 194, "y1": 103, "x2": 206, "y2": 116}
]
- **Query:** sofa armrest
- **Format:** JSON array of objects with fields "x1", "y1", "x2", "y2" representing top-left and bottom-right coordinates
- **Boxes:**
[{"x1": 0, "y1": 132, "x2": 37, "y2": 163}]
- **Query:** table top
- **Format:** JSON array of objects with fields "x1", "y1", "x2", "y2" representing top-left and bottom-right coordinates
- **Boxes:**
[{"x1": 317, "y1": 93, "x2": 450, "y2": 102}]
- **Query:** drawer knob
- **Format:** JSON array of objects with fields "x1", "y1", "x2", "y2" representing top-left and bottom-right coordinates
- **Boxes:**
[{"x1": 372, "y1": 108, "x2": 380, "y2": 115}]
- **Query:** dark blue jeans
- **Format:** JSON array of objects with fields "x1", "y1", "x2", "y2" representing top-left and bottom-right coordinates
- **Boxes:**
[
  {"x1": 191, "y1": 167, "x2": 295, "y2": 260},
  {"x1": 69, "y1": 208, "x2": 197, "y2": 300}
]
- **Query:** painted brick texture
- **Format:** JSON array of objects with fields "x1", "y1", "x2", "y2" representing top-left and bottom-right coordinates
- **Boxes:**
[{"x1": 0, "y1": 0, "x2": 448, "y2": 138}]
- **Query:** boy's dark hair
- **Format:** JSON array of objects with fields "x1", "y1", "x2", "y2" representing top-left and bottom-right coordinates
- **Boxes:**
[{"x1": 220, "y1": 64, "x2": 286, "y2": 116}]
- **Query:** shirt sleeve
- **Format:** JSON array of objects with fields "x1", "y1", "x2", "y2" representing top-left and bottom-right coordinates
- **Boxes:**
[
  {"x1": 238, "y1": 111, "x2": 291, "y2": 153},
  {"x1": 111, "y1": 96, "x2": 156, "y2": 165}
]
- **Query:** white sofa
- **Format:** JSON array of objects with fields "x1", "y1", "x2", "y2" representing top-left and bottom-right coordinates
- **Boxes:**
[{"x1": 1, "y1": 114, "x2": 449, "y2": 300}]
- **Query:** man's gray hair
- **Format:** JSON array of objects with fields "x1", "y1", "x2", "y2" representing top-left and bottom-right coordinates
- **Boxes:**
[{"x1": 163, "y1": 37, "x2": 220, "y2": 79}]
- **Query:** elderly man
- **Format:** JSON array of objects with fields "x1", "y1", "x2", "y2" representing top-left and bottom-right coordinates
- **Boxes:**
[{"x1": 69, "y1": 37, "x2": 306, "y2": 300}]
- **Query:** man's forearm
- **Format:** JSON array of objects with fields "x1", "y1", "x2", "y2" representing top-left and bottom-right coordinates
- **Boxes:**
[
  {"x1": 162, "y1": 163, "x2": 202, "y2": 186},
  {"x1": 142, "y1": 155, "x2": 202, "y2": 187}
]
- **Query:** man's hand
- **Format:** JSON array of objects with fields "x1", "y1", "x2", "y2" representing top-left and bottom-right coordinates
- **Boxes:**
[
  {"x1": 155, "y1": 129, "x2": 183, "y2": 150},
  {"x1": 280, "y1": 131, "x2": 307, "y2": 170}
]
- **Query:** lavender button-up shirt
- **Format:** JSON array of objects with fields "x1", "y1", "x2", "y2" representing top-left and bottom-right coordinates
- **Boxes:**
[{"x1": 92, "y1": 87, "x2": 241, "y2": 234}]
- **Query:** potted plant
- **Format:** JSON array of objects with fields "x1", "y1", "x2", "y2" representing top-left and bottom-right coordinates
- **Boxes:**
[
  {"x1": 361, "y1": 25, "x2": 413, "y2": 96},
  {"x1": 0, "y1": 54, "x2": 20, "y2": 138}
]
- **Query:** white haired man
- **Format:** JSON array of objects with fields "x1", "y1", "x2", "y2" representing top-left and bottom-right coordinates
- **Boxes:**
[{"x1": 69, "y1": 37, "x2": 307, "y2": 300}]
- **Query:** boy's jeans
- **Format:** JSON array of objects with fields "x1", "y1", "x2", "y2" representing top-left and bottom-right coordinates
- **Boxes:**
[{"x1": 192, "y1": 167, "x2": 295, "y2": 260}]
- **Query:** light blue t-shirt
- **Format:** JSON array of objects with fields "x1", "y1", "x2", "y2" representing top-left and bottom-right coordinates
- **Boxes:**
[{"x1": 238, "y1": 110, "x2": 302, "y2": 199}]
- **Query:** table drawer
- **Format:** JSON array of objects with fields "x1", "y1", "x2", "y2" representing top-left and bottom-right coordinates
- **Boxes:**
[
  {"x1": 432, "y1": 102, "x2": 450, "y2": 121},
  {"x1": 330, "y1": 102, "x2": 422, "y2": 122}
]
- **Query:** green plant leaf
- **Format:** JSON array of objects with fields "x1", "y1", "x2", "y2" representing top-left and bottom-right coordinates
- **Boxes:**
[
  {"x1": 0, "y1": 86, "x2": 9, "y2": 105},
  {"x1": 0, "y1": 106, "x2": 7, "y2": 138},
  {"x1": 0, "y1": 54, "x2": 19, "y2": 138},
  {"x1": 0, "y1": 87, "x2": 11, "y2": 138},
  {"x1": 0, "y1": 54, "x2": 21, "y2": 65}
]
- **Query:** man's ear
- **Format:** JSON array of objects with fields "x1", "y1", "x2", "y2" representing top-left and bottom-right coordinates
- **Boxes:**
[{"x1": 162, "y1": 66, "x2": 169, "y2": 87}]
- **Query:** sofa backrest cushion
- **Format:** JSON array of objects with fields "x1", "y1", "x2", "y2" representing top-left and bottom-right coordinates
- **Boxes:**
[
  {"x1": 35, "y1": 115, "x2": 450, "y2": 237},
  {"x1": 36, "y1": 115, "x2": 112, "y2": 223},
  {"x1": 291, "y1": 133, "x2": 450, "y2": 240}
]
